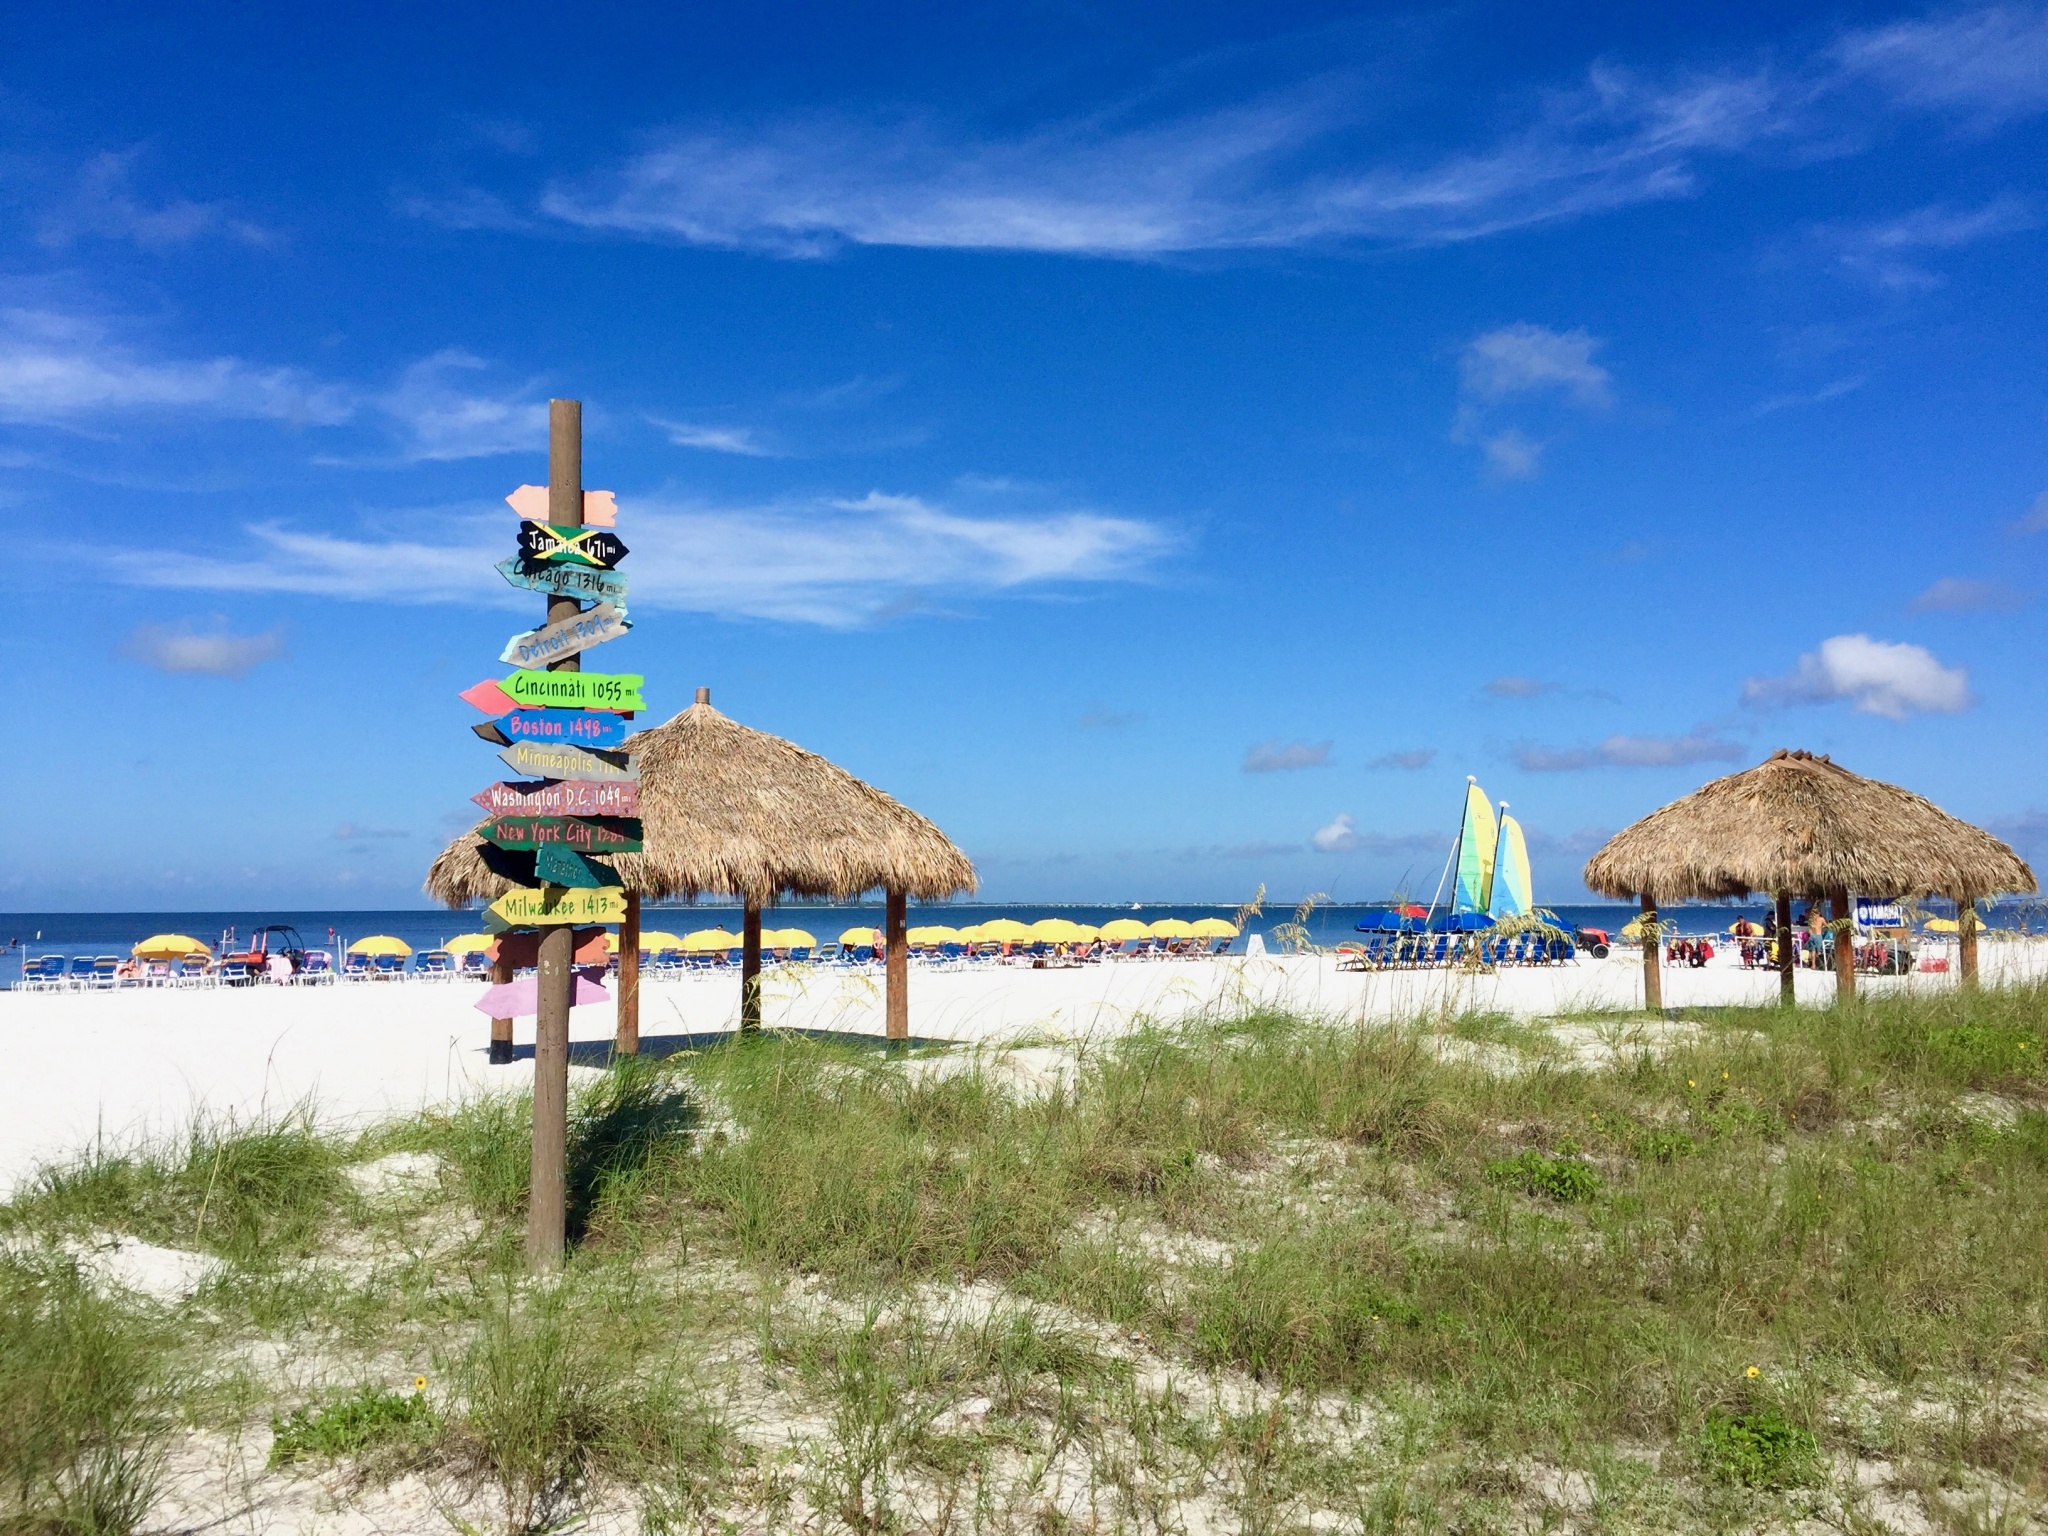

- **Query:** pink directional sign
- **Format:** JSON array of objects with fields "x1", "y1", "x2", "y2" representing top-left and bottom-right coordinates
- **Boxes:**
[
  {"x1": 506, "y1": 485, "x2": 616, "y2": 526},
  {"x1": 472, "y1": 972, "x2": 610, "y2": 1018},
  {"x1": 471, "y1": 780, "x2": 641, "y2": 817},
  {"x1": 460, "y1": 678, "x2": 518, "y2": 715}
]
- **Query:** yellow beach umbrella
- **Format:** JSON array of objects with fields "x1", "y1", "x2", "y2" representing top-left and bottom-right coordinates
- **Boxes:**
[
  {"x1": 764, "y1": 927, "x2": 818, "y2": 948},
  {"x1": 1029, "y1": 917, "x2": 1086, "y2": 943},
  {"x1": 1190, "y1": 918, "x2": 1240, "y2": 938},
  {"x1": 977, "y1": 918, "x2": 1033, "y2": 943},
  {"x1": 348, "y1": 935, "x2": 413, "y2": 957},
  {"x1": 908, "y1": 924, "x2": 961, "y2": 945},
  {"x1": 840, "y1": 926, "x2": 881, "y2": 946},
  {"x1": 1071, "y1": 922, "x2": 1102, "y2": 941},
  {"x1": 1100, "y1": 918, "x2": 1151, "y2": 941},
  {"x1": 599, "y1": 929, "x2": 688, "y2": 952},
  {"x1": 1923, "y1": 917, "x2": 1960, "y2": 933},
  {"x1": 133, "y1": 933, "x2": 211, "y2": 960},
  {"x1": 443, "y1": 933, "x2": 495, "y2": 955},
  {"x1": 681, "y1": 928, "x2": 740, "y2": 952},
  {"x1": 1147, "y1": 918, "x2": 1197, "y2": 939}
]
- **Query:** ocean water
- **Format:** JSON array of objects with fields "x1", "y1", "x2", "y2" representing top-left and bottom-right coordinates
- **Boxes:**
[{"x1": 0, "y1": 900, "x2": 1794, "y2": 983}]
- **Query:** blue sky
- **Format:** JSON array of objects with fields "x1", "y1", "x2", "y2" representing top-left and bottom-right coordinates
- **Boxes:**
[{"x1": 3, "y1": 1, "x2": 2045, "y2": 910}]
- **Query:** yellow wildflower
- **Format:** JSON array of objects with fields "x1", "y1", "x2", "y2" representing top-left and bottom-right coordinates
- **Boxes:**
[
  {"x1": 414, "y1": 1375, "x2": 428, "y2": 1392},
  {"x1": 1746, "y1": 1366, "x2": 1760, "y2": 1379}
]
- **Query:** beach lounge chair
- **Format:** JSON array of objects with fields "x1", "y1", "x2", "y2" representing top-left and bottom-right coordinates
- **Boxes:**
[
  {"x1": 299, "y1": 951, "x2": 333, "y2": 983},
  {"x1": 219, "y1": 959, "x2": 252, "y2": 986},
  {"x1": 417, "y1": 950, "x2": 454, "y2": 979},
  {"x1": 341, "y1": 953, "x2": 372, "y2": 982},
  {"x1": 92, "y1": 956, "x2": 125, "y2": 988},
  {"x1": 21, "y1": 955, "x2": 65, "y2": 991},
  {"x1": 372, "y1": 953, "x2": 404, "y2": 979}
]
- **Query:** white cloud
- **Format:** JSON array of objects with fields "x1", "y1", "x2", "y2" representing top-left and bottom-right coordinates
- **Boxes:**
[
  {"x1": 1742, "y1": 633, "x2": 1971, "y2": 718},
  {"x1": 1515, "y1": 729, "x2": 1746, "y2": 771},
  {"x1": 1480, "y1": 429, "x2": 1542, "y2": 480},
  {"x1": 99, "y1": 490, "x2": 1170, "y2": 627},
  {"x1": 1910, "y1": 577, "x2": 2030, "y2": 613},
  {"x1": 1312, "y1": 814, "x2": 1359, "y2": 852},
  {"x1": 1244, "y1": 739, "x2": 1333, "y2": 773},
  {"x1": 121, "y1": 621, "x2": 285, "y2": 676},
  {"x1": 377, "y1": 351, "x2": 548, "y2": 460},
  {"x1": 1826, "y1": 196, "x2": 2036, "y2": 288},
  {"x1": 1460, "y1": 323, "x2": 1611, "y2": 405},
  {"x1": 0, "y1": 309, "x2": 352, "y2": 426},
  {"x1": 38, "y1": 150, "x2": 270, "y2": 250},
  {"x1": 1368, "y1": 748, "x2": 1436, "y2": 770},
  {"x1": 2014, "y1": 490, "x2": 2048, "y2": 533},
  {"x1": 1833, "y1": 4, "x2": 2048, "y2": 125},
  {"x1": 652, "y1": 418, "x2": 776, "y2": 456}
]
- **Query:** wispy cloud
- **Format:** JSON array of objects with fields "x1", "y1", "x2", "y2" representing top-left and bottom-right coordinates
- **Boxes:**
[
  {"x1": 38, "y1": 150, "x2": 270, "y2": 250},
  {"x1": 0, "y1": 308, "x2": 352, "y2": 426},
  {"x1": 1514, "y1": 728, "x2": 1746, "y2": 771},
  {"x1": 1367, "y1": 748, "x2": 1436, "y2": 770},
  {"x1": 333, "y1": 822, "x2": 408, "y2": 840},
  {"x1": 1452, "y1": 323, "x2": 1609, "y2": 479},
  {"x1": 1244, "y1": 739, "x2": 1333, "y2": 773},
  {"x1": 1485, "y1": 674, "x2": 1563, "y2": 698},
  {"x1": 120, "y1": 620, "x2": 285, "y2": 676},
  {"x1": 1910, "y1": 576, "x2": 2031, "y2": 612},
  {"x1": 1831, "y1": 3, "x2": 2048, "y2": 127},
  {"x1": 1743, "y1": 633, "x2": 1971, "y2": 718},
  {"x1": 1824, "y1": 195, "x2": 2036, "y2": 288},
  {"x1": 376, "y1": 350, "x2": 548, "y2": 461},
  {"x1": 651, "y1": 417, "x2": 777, "y2": 456},
  {"x1": 99, "y1": 489, "x2": 1171, "y2": 627},
  {"x1": 1749, "y1": 375, "x2": 1866, "y2": 417},
  {"x1": 2013, "y1": 489, "x2": 2048, "y2": 534}
]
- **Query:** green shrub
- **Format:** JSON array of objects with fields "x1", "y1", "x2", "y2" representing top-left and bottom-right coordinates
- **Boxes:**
[
  {"x1": 1484, "y1": 1150, "x2": 1601, "y2": 1203},
  {"x1": 1698, "y1": 1407, "x2": 1821, "y2": 1489},
  {"x1": 268, "y1": 1384, "x2": 435, "y2": 1468}
]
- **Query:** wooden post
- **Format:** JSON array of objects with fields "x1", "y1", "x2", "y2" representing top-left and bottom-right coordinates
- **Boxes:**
[
  {"x1": 527, "y1": 397, "x2": 581, "y2": 1274},
  {"x1": 616, "y1": 892, "x2": 640, "y2": 1056},
  {"x1": 1958, "y1": 897, "x2": 1980, "y2": 991},
  {"x1": 740, "y1": 900, "x2": 763, "y2": 1032},
  {"x1": 1640, "y1": 894, "x2": 1662, "y2": 1012},
  {"x1": 885, "y1": 889, "x2": 908, "y2": 1041},
  {"x1": 1774, "y1": 891, "x2": 1795, "y2": 1007},
  {"x1": 488, "y1": 950, "x2": 514, "y2": 1064},
  {"x1": 1830, "y1": 887, "x2": 1856, "y2": 1002}
]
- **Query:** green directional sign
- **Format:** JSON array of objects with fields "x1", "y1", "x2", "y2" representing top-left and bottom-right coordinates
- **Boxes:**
[
  {"x1": 535, "y1": 843, "x2": 624, "y2": 889},
  {"x1": 501, "y1": 669, "x2": 646, "y2": 712}
]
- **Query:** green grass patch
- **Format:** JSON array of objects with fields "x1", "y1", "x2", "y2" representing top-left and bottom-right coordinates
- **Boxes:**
[
  {"x1": 269, "y1": 1383, "x2": 435, "y2": 1468},
  {"x1": 1484, "y1": 1148, "x2": 1602, "y2": 1202},
  {"x1": 1697, "y1": 1405, "x2": 1822, "y2": 1489}
]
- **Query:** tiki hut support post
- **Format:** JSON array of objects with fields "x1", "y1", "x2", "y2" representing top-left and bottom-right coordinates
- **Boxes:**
[
  {"x1": 1829, "y1": 887, "x2": 1856, "y2": 1001},
  {"x1": 885, "y1": 889, "x2": 909, "y2": 1042},
  {"x1": 527, "y1": 396, "x2": 581, "y2": 1275},
  {"x1": 616, "y1": 893, "x2": 640, "y2": 1056},
  {"x1": 740, "y1": 901, "x2": 763, "y2": 1032},
  {"x1": 1959, "y1": 899, "x2": 1980, "y2": 990},
  {"x1": 1639, "y1": 895, "x2": 1663, "y2": 1012},
  {"x1": 1774, "y1": 891, "x2": 1795, "y2": 1006},
  {"x1": 488, "y1": 950, "x2": 514, "y2": 1064}
]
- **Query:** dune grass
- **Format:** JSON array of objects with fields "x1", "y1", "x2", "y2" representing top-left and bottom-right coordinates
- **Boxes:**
[{"x1": 3, "y1": 983, "x2": 2047, "y2": 1532}]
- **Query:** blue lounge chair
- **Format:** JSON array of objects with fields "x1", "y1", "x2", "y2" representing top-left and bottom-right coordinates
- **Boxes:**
[
  {"x1": 341, "y1": 953, "x2": 372, "y2": 982},
  {"x1": 372, "y1": 953, "x2": 405, "y2": 979}
]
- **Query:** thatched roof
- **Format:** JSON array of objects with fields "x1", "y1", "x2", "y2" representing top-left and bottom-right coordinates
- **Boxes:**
[
  {"x1": 1582, "y1": 749, "x2": 2035, "y2": 904},
  {"x1": 426, "y1": 700, "x2": 977, "y2": 908}
]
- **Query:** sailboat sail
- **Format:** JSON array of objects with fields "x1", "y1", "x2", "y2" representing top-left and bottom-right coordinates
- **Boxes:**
[
  {"x1": 1489, "y1": 813, "x2": 1533, "y2": 919},
  {"x1": 1451, "y1": 782, "x2": 1498, "y2": 914}
]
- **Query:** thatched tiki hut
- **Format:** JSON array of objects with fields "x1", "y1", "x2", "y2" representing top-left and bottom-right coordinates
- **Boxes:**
[
  {"x1": 1583, "y1": 750, "x2": 2033, "y2": 1006},
  {"x1": 428, "y1": 690, "x2": 976, "y2": 1047}
]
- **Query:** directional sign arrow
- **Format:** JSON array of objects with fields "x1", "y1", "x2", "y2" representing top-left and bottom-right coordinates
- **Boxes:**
[
  {"x1": 500, "y1": 603, "x2": 630, "y2": 668},
  {"x1": 486, "y1": 885, "x2": 627, "y2": 930},
  {"x1": 498, "y1": 741, "x2": 639, "y2": 783},
  {"x1": 460, "y1": 678, "x2": 518, "y2": 715},
  {"x1": 488, "y1": 708, "x2": 630, "y2": 750},
  {"x1": 496, "y1": 556, "x2": 628, "y2": 609},
  {"x1": 472, "y1": 780, "x2": 641, "y2": 817},
  {"x1": 507, "y1": 486, "x2": 616, "y2": 527},
  {"x1": 516, "y1": 522, "x2": 627, "y2": 569},
  {"x1": 500, "y1": 669, "x2": 645, "y2": 712},
  {"x1": 535, "y1": 843, "x2": 624, "y2": 889},
  {"x1": 484, "y1": 816, "x2": 643, "y2": 852},
  {"x1": 476, "y1": 843, "x2": 538, "y2": 887}
]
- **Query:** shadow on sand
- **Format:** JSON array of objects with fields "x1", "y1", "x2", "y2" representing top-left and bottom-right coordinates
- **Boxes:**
[{"x1": 501, "y1": 1027, "x2": 949, "y2": 1067}]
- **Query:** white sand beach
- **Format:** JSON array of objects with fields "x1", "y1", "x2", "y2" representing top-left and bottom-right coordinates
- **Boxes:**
[{"x1": 4, "y1": 943, "x2": 2044, "y2": 1193}]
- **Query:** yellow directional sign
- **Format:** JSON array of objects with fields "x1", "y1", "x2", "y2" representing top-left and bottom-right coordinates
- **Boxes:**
[{"x1": 485, "y1": 885, "x2": 627, "y2": 930}]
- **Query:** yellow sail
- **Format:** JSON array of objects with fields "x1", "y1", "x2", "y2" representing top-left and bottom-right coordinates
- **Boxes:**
[
  {"x1": 1452, "y1": 780, "x2": 1498, "y2": 914},
  {"x1": 1489, "y1": 813, "x2": 1533, "y2": 919}
]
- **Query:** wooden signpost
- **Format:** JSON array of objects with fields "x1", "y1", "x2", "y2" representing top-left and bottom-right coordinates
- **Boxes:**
[
  {"x1": 485, "y1": 708, "x2": 631, "y2": 749},
  {"x1": 500, "y1": 669, "x2": 646, "y2": 711},
  {"x1": 472, "y1": 779, "x2": 640, "y2": 817},
  {"x1": 486, "y1": 884, "x2": 628, "y2": 929},
  {"x1": 535, "y1": 843, "x2": 625, "y2": 888},
  {"x1": 498, "y1": 741, "x2": 639, "y2": 783},
  {"x1": 516, "y1": 522, "x2": 628, "y2": 569},
  {"x1": 496, "y1": 556, "x2": 628, "y2": 608},
  {"x1": 484, "y1": 815, "x2": 643, "y2": 852},
  {"x1": 500, "y1": 603, "x2": 629, "y2": 668}
]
